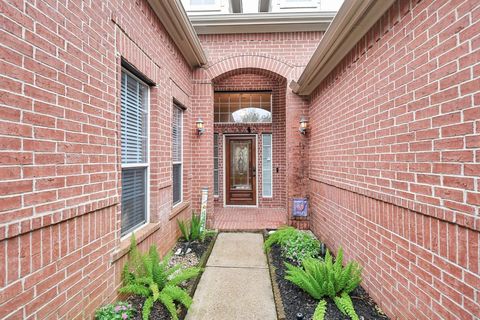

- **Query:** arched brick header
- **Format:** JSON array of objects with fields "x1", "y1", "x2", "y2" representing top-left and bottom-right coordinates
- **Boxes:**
[{"x1": 204, "y1": 54, "x2": 293, "y2": 81}]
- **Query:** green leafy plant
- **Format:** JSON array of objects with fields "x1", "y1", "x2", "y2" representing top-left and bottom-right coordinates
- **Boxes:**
[
  {"x1": 95, "y1": 301, "x2": 135, "y2": 320},
  {"x1": 264, "y1": 226, "x2": 300, "y2": 252},
  {"x1": 282, "y1": 230, "x2": 321, "y2": 263},
  {"x1": 285, "y1": 247, "x2": 362, "y2": 320},
  {"x1": 265, "y1": 226, "x2": 321, "y2": 264},
  {"x1": 120, "y1": 235, "x2": 201, "y2": 320},
  {"x1": 177, "y1": 212, "x2": 203, "y2": 242}
]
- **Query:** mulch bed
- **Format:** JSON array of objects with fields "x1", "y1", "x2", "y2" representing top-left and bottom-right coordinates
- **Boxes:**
[
  {"x1": 269, "y1": 244, "x2": 390, "y2": 320},
  {"x1": 127, "y1": 235, "x2": 215, "y2": 320}
]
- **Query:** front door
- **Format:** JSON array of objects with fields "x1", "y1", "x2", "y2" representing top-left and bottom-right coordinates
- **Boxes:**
[{"x1": 226, "y1": 136, "x2": 256, "y2": 206}]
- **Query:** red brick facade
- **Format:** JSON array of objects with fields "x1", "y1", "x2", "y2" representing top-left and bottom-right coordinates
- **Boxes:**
[
  {"x1": 1, "y1": 0, "x2": 479, "y2": 319},
  {"x1": 1, "y1": 0, "x2": 195, "y2": 318},
  {"x1": 308, "y1": 0, "x2": 480, "y2": 318}
]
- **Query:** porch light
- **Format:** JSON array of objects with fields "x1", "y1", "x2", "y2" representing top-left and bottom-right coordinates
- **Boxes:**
[
  {"x1": 196, "y1": 118, "x2": 205, "y2": 135},
  {"x1": 299, "y1": 116, "x2": 308, "y2": 135}
]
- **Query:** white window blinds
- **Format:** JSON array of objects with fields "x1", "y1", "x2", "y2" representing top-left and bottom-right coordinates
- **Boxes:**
[
  {"x1": 120, "y1": 70, "x2": 149, "y2": 236},
  {"x1": 121, "y1": 73, "x2": 148, "y2": 164}
]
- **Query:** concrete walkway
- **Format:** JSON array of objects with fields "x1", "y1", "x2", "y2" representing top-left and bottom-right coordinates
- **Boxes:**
[{"x1": 185, "y1": 233, "x2": 277, "y2": 320}]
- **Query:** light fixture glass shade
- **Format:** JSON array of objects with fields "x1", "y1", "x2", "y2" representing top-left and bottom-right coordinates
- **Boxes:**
[
  {"x1": 196, "y1": 118, "x2": 205, "y2": 134},
  {"x1": 299, "y1": 116, "x2": 308, "y2": 134}
]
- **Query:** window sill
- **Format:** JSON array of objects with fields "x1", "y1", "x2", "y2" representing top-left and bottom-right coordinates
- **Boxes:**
[
  {"x1": 110, "y1": 222, "x2": 161, "y2": 264},
  {"x1": 169, "y1": 201, "x2": 190, "y2": 220}
]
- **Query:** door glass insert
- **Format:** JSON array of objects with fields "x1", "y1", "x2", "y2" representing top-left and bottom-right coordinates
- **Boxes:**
[{"x1": 230, "y1": 140, "x2": 251, "y2": 190}]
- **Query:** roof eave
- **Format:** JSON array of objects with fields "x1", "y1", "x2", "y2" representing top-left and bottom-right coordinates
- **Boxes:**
[
  {"x1": 147, "y1": 0, "x2": 207, "y2": 68},
  {"x1": 190, "y1": 12, "x2": 336, "y2": 34},
  {"x1": 291, "y1": 0, "x2": 395, "y2": 96}
]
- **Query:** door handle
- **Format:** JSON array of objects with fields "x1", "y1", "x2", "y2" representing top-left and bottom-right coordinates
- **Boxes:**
[{"x1": 252, "y1": 166, "x2": 256, "y2": 177}]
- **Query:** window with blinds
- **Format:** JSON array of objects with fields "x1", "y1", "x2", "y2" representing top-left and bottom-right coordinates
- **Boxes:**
[
  {"x1": 262, "y1": 134, "x2": 273, "y2": 197},
  {"x1": 120, "y1": 69, "x2": 149, "y2": 236},
  {"x1": 172, "y1": 104, "x2": 183, "y2": 206},
  {"x1": 213, "y1": 133, "x2": 219, "y2": 196}
]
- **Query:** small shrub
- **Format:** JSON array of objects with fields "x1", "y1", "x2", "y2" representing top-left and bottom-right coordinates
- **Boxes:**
[
  {"x1": 120, "y1": 235, "x2": 201, "y2": 320},
  {"x1": 177, "y1": 212, "x2": 203, "y2": 242},
  {"x1": 282, "y1": 231, "x2": 321, "y2": 263},
  {"x1": 265, "y1": 226, "x2": 321, "y2": 264},
  {"x1": 285, "y1": 247, "x2": 362, "y2": 320},
  {"x1": 95, "y1": 301, "x2": 135, "y2": 320}
]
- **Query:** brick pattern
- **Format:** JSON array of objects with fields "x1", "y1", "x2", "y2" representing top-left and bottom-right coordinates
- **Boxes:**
[
  {"x1": 213, "y1": 71, "x2": 287, "y2": 208},
  {"x1": 0, "y1": 0, "x2": 194, "y2": 318},
  {"x1": 309, "y1": 0, "x2": 480, "y2": 228},
  {"x1": 308, "y1": 0, "x2": 480, "y2": 319},
  {"x1": 213, "y1": 207, "x2": 287, "y2": 230}
]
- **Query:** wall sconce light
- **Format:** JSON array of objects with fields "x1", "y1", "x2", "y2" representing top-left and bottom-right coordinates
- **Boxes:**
[
  {"x1": 299, "y1": 116, "x2": 308, "y2": 135},
  {"x1": 196, "y1": 118, "x2": 205, "y2": 135}
]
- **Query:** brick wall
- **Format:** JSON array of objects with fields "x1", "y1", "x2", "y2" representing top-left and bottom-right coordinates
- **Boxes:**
[
  {"x1": 213, "y1": 71, "x2": 287, "y2": 208},
  {"x1": 194, "y1": 32, "x2": 321, "y2": 221},
  {"x1": 308, "y1": 0, "x2": 480, "y2": 318},
  {"x1": 1, "y1": 0, "x2": 194, "y2": 318}
]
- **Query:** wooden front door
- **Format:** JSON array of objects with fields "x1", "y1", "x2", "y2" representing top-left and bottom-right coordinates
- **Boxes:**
[{"x1": 226, "y1": 136, "x2": 256, "y2": 206}]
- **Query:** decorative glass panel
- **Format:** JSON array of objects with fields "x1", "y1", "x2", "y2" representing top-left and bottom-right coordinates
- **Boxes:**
[
  {"x1": 230, "y1": 140, "x2": 251, "y2": 190},
  {"x1": 213, "y1": 133, "x2": 219, "y2": 196},
  {"x1": 172, "y1": 104, "x2": 183, "y2": 206},
  {"x1": 214, "y1": 92, "x2": 272, "y2": 123},
  {"x1": 262, "y1": 134, "x2": 272, "y2": 197}
]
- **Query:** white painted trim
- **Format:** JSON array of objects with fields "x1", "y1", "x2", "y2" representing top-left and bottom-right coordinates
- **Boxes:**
[
  {"x1": 189, "y1": 12, "x2": 335, "y2": 34},
  {"x1": 147, "y1": 0, "x2": 207, "y2": 67},
  {"x1": 172, "y1": 104, "x2": 184, "y2": 208},
  {"x1": 291, "y1": 0, "x2": 395, "y2": 95},
  {"x1": 222, "y1": 134, "x2": 259, "y2": 208}
]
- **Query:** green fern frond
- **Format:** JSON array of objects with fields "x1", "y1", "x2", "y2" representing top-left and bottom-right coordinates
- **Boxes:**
[
  {"x1": 313, "y1": 299, "x2": 327, "y2": 320},
  {"x1": 264, "y1": 226, "x2": 297, "y2": 252},
  {"x1": 119, "y1": 284, "x2": 150, "y2": 297},
  {"x1": 168, "y1": 267, "x2": 201, "y2": 287},
  {"x1": 163, "y1": 285, "x2": 193, "y2": 308},
  {"x1": 142, "y1": 296, "x2": 154, "y2": 320},
  {"x1": 159, "y1": 291, "x2": 179, "y2": 320},
  {"x1": 334, "y1": 292, "x2": 359, "y2": 320}
]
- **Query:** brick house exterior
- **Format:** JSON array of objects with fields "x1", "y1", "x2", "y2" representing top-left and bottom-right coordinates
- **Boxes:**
[{"x1": 0, "y1": 0, "x2": 479, "y2": 320}]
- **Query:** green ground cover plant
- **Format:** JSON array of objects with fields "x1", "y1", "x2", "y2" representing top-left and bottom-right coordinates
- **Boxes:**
[
  {"x1": 285, "y1": 247, "x2": 362, "y2": 320},
  {"x1": 265, "y1": 226, "x2": 321, "y2": 264},
  {"x1": 95, "y1": 301, "x2": 135, "y2": 320}
]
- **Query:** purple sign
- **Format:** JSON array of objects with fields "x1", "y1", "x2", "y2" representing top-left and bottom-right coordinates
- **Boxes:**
[{"x1": 293, "y1": 198, "x2": 308, "y2": 217}]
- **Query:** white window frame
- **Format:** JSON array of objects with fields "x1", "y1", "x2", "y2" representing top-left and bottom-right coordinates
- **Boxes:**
[
  {"x1": 262, "y1": 134, "x2": 273, "y2": 198},
  {"x1": 172, "y1": 104, "x2": 184, "y2": 207},
  {"x1": 120, "y1": 68, "x2": 150, "y2": 239}
]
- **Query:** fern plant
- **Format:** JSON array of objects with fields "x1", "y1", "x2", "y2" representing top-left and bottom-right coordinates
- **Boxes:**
[
  {"x1": 177, "y1": 212, "x2": 203, "y2": 242},
  {"x1": 120, "y1": 235, "x2": 201, "y2": 320},
  {"x1": 264, "y1": 226, "x2": 299, "y2": 252},
  {"x1": 285, "y1": 247, "x2": 362, "y2": 320}
]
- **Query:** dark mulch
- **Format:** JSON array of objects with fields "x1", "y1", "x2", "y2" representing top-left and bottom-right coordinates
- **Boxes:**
[
  {"x1": 127, "y1": 235, "x2": 215, "y2": 320},
  {"x1": 270, "y1": 244, "x2": 389, "y2": 320}
]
